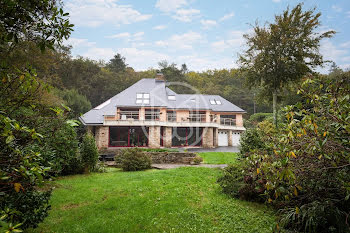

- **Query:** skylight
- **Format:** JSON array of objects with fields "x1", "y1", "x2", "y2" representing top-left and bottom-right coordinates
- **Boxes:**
[
  {"x1": 210, "y1": 100, "x2": 216, "y2": 105},
  {"x1": 216, "y1": 100, "x2": 222, "y2": 105},
  {"x1": 94, "y1": 99, "x2": 111, "y2": 109},
  {"x1": 168, "y1": 95, "x2": 176, "y2": 100}
]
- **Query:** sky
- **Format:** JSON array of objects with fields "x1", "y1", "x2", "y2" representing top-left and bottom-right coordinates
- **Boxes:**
[{"x1": 63, "y1": 0, "x2": 350, "y2": 72}]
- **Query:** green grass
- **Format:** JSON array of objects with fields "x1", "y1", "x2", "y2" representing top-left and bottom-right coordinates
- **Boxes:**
[
  {"x1": 31, "y1": 167, "x2": 275, "y2": 233},
  {"x1": 199, "y1": 152, "x2": 239, "y2": 164}
]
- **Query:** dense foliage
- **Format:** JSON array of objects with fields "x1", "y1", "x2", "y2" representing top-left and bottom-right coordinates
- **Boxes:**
[
  {"x1": 219, "y1": 72, "x2": 350, "y2": 232},
  {"x1": 119, "y1": 148, "x2": 152, "y2": 171},
  {"x1": 80, "y1": 133, "x2": 99, "y2": 173},
  {"x1": 0, "y1": 0, "x2": 74, "y2": 231}
]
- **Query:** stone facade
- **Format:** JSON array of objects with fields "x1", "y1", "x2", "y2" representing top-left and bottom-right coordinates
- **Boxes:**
[
  {"x1": 164, "y1": 127, "x2": 172, "y2": 147},
  {"x1": 148, "y1": 126, "x2": 160, "y2": 148},
  {"x1": 228, "y1": 130, "x2": 233, "y2": 146},
  {"x1": 95, "y1": 126, "x2": 109, "y2": 149},
  {"x1": 202, "y1": 127, "x2": 214, "y2": 148}
]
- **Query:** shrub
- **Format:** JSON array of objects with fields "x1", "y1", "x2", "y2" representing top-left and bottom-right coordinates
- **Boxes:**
[
  {"x1": 119, "y1": 148, "x2": 152, "y2": 171},
  {"x1": 217, "y1": 164, "x2": 245, "y2": 198},
  {"x1": 0, "y1": 190, "x2": 51, "y2": 229},
  {"x1": 226, "y1": 73, "x2": 350, "y2": 232},
  {"x1": 192, "y1": 155, "x2": 203, "y2": 165},
  {"x1": 80, "y1": 133, "x2": 99, "y2": 172},
  {"x1": 249, "y1": 112, "x2": 273, "y2": 123}
]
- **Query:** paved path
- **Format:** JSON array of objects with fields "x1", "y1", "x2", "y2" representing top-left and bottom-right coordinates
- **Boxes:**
[
  {"x1": 152, "y1": 164, "x2": 228, "y2": 169},
  {"x1": 184, "y1": 146, "x2": 240, "y2": 153}
]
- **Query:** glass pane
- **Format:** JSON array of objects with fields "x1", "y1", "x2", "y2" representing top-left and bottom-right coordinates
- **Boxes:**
[
  {"x1": 143, "y1": 99, "x2": 150, "y2": 104},
  {"x1": 136, "y1": 99, "x2": 142, "y2": 104},
  {"x1": 109, "y1": 127, "x2": 128, "y2": 147},
  {"x1": 168, "y1": 95, "x2": 176, "y2": 100},
  {"x1": 136, "y1": 93, "x2": 143, "y2": 98},
  {"x1": 210, "y1": 100, "x2": 216, "y2": 105},
  {"x1": 216, "y1": 100, "x2": 222, "y2": 105},
  {"x1": 143, "y1": 93, "x2": 150, "y2": 99}
]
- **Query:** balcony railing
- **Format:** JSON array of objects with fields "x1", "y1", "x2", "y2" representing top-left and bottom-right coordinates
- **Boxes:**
[
  {"x1": 145, "y1": 113, "x2": 160, "y2": 121},
  {"x1": 220, "y1": 118, "x2": 236, "y2": 126},
  {"x1": 119, "y1": 111, "x2": 139, "y2": 120},
  {"x1": 188, "y1": 113, "x2": 206, "y2": 122},
  {"x1": 167, "y1": 113, "x2": 176, "y2": 122}
]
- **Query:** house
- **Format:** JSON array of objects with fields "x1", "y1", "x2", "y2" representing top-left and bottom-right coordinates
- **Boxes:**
[{"x1": 79, "y1": 73, "x2": 246, "y2": 149}]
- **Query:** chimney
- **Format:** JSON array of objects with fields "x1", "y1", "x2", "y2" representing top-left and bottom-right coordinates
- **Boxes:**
[{"x1": 155, "y1": 72, "x2": 165, "y2": 81}]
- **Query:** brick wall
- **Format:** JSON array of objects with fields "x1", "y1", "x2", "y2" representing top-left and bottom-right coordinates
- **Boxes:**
[{"x1": 236, "y1": 114, "x2": 243, "y2": 127}]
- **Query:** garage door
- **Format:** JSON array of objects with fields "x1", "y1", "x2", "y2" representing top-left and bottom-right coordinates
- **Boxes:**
[
  {"x1": 218, "y1": 131, "x2": 228, "y2": 146},
  {"x1": 231, "y1": 131, "x2": 241, "y2": 146}
]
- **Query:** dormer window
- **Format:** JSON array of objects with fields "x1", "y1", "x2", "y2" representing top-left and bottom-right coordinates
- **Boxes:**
[
  {"x1": 136, "y1": 93, "x2": 150, "y2": 104},
  {"x1": 168, "y1": 95, "x2": 176, "y2": 100}
]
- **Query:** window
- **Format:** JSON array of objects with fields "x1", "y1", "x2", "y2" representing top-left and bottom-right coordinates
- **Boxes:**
[
  {"x1": 210, "y1": 99, "x2": 222, "y2": 105},
  {"x1": 168, "y1": 95, "x2": 176, "y2": 100},
  {"x1": 167, "y1": 111, "x2": 177, "y2": 122},
  {"x1": 190, "y1": 98, "x2": 196, "y2": 102},
  {"x1": 136, "y1": 93, "x2": 150, "y2": 104}
]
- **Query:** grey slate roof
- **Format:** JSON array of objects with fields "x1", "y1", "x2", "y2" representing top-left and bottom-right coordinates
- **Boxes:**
[{"x1": 80, "y1": 78, "x2": 245, "y2": 125}]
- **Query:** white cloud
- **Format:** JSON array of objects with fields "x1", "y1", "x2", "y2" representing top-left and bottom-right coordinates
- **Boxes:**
[
  {"x1": 106, "y1": 32, "x2": 131, "y2": 39},
  {"x1": 155, "y1": 31, "x2": 203, "y2": 50},
  {"x1": 176, "y1": 55, "x2": 237, "y2": 71},
  {"x1": 66, "y1": 0, "x2": 152, "y2": 27},
  {"x1": 211, "y1": 30, "x2": 248, "y2": 52},
  {"x1": 320, "y1": 39, "x2": 348, "y2": 62},
  {"x1": 83, "y1": 47, "x2": 116, "y2": 61},
  {"x1": 172, "y1": 8, "x2": 200, "y2": 22},
  {"x1": 331, "y1": 5, "x2": 342, "y2": 12},
  {"x1": 153, "y1": 25, "x2": 167, "y2": 30},
  {"x1": 200, "y1": 19, "x2": 217, "y2": 29},
  {"x1": 155, "y1": 0, "x2": 200, "y2": 22},
  {"x1": 64, "y1": 38, "x2": 96, "y2": 47},
  {"x1": 106, "y1": 32, "x2": 144, "y2": 41},
  {"x1": 117, "y1": 48, "x2": 170, "y2": 70},
  {"x1": 219, "y1": 12, "x2": 234, "y2": 22},
  {"x1": 155, "y1": 0, "x2": 187, "y2": 12}
]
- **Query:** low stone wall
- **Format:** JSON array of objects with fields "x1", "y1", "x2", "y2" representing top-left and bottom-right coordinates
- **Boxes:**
[
  {"x1": 147, "y1": 152, "x2": 198, "y2": 164},
  {"x1": 101, "y1": 149, "x2": 200, "y2": 165}
]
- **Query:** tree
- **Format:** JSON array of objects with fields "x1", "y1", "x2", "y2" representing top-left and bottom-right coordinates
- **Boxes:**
[
  {"x1": 0, "y1": 0, "x2": 74, "y2": 230},
  {"x1": 0, "y1": 0, "x2": 73, "y2": 53},
  {"x1": 106, "y1": 53, "x2": 127, "y2": 73},
  {"x1": 238, "y1": 3, "x2": 335, "y2": 126}
]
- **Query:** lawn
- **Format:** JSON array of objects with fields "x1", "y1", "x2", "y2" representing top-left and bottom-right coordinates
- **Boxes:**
[
  {"x1": 31, "y1": 167, "x2": 276, "y2": 233},
  {"x1": 199, "y1": 152, "x2": 238, "y2": 164}
]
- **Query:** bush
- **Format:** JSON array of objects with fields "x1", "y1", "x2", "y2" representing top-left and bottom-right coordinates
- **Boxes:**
[
  {"x1": 239, "y1": 128, "x2": 265, "y2": 156},
  {"x1": 223, "y1": 73, "x2": 350, "y2": 232},
  {"x1": 192, "y1": 155, "x2": 203, "y2": 165},
  {"x1": 217, "y1": 164, "x2": 245, "y2": 198},
  {"x1": 80, "y1": 133, "x2": 99, "y2": 172},
  {"x1": 119, "y1": 148, "x2": 152, "y2": 171},
  {"x1": 249, "y1": 112, "x2": 273, "y2": 123},
  {"x1": 0, "y1": 190, "x2": 51, "y2": 229}
]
